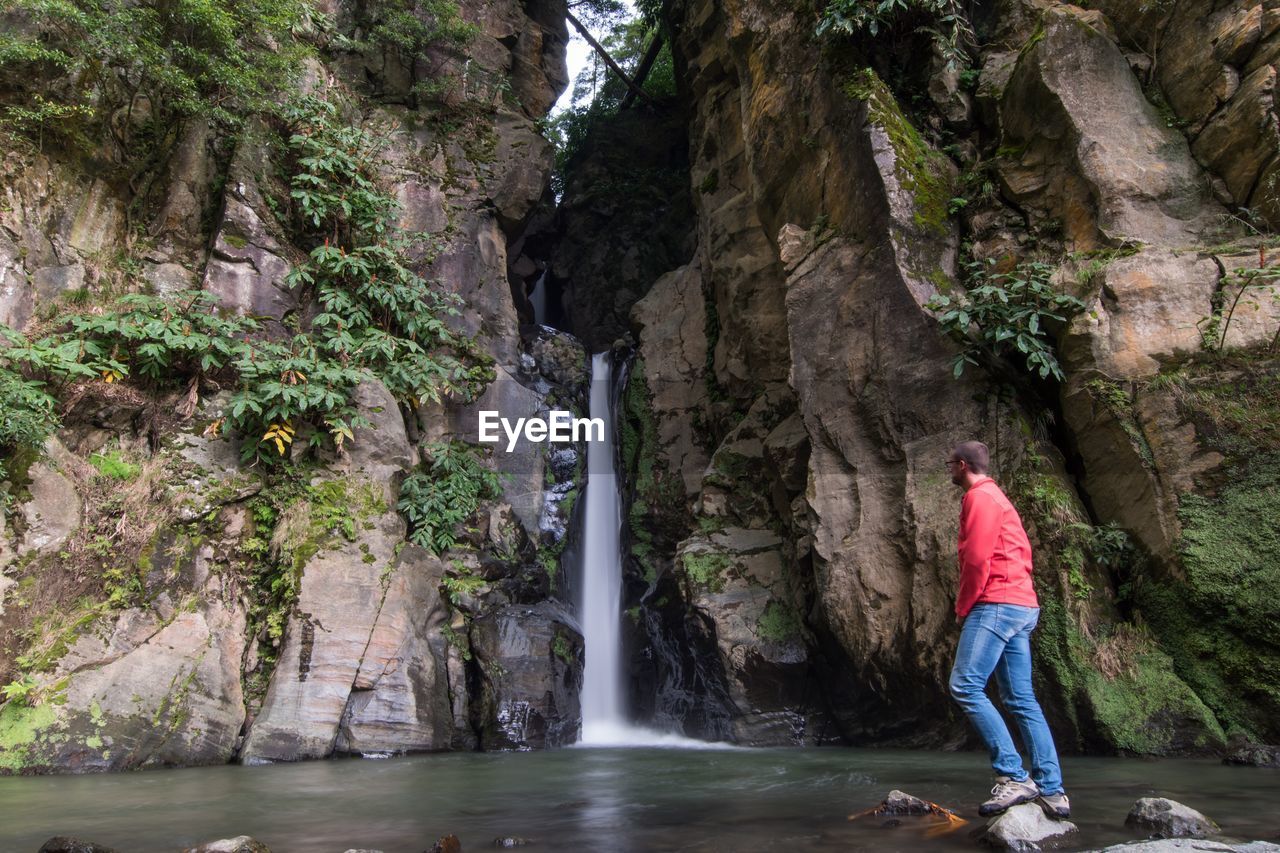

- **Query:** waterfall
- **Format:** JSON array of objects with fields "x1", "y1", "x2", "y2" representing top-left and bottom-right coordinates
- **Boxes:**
[
  {"x1": 575, "y1": 353, "x2": 728, "y2": 749},
  {"x1": 530, "y1": 272, "x2": 548, "y2": 326},
  {"x1": 578, "y1": 351, "x2": 627, "y2": 743}
]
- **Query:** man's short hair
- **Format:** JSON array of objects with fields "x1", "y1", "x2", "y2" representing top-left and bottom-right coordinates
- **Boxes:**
[{"x1": 953, "y1": 440, "x2": 990, "y2": 475}]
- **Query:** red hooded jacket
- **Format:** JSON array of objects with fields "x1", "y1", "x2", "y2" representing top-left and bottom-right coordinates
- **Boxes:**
[{"x1": 956, "y1": 476, "x2": 1039, "y2": 618}]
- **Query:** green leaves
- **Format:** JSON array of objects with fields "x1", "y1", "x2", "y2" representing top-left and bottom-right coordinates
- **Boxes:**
[
  {"x1": 927, "y1": 258, "x2": 1083, "y2": 382},
  {"x1": 0, "y1": 0, "x2": 314, "y2": 147},
  {"x1": 398, "y1": 441, "x2": 503, "y2": 554},
  {"x1": 1, "y1": 92, "x2": 492, "y2": 468},
  {"x1": 817, "y1": 0, "x2": 974, "y2": 69}
]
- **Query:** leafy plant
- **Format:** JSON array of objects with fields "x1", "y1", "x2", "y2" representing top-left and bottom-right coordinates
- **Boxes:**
[
  {"x1": 817, "y1": 0, "x2": 975, "y2": 69},
  {"x1": 927, "y1": 257, "x2": 1084, "y2": 381},
  {"x1": 1, "y1": 96, "x2": 493, "y2": 463},
  {"x1": 441, "y1": 571, "x2": 487, "y2": 607},
  {"x1": 0, "y1": 675, "x2": 38, "y2": 707},
  {"x1": 0, "y1": 0, "x2": 314, "y2": 149},
  {"x1": 0, "y1": 353, "x2": 61, "y2": 463},
  {"x1": 330, "y1": 0, "x2": 476, "y2": 104},
  {"x1": 88, "y1": 449, "x2": 141, "y2": 481},
  {"x1": 398, "y1": 441, "x2": 503, "y2": 554},
  {"x1": 1199, "y1": 247, "x2": 1280, "y2": 353}
]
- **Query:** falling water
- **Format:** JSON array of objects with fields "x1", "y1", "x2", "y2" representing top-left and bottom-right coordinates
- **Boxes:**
[
  {"x1": 576, "y1": 353, "x2": 722, "y2": 749},
  {"x1": 578, "y1": 351, "x2": 627, "y2": 743},
  {"x1": 530, "y1": 272, "x2": 548, "y2": 326}
]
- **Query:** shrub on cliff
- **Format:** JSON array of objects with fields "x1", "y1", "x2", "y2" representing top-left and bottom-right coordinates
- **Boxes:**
[{"x1": 0, "y1": 96, "x2": 492, "y2": 462}]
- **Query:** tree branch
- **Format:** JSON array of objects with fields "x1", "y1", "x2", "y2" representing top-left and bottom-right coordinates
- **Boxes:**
[
  {"x1": 620, "y1": 32, "x2": 664, "y2": 109},
  {"x1": 565, "y1": 10, "x2": 656, "y2": 107}
]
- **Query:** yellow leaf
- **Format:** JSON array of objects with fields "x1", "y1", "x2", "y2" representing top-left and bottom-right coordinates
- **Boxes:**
[{"x1": 273, "y1": 437, "x2": 285, "y2": 455}]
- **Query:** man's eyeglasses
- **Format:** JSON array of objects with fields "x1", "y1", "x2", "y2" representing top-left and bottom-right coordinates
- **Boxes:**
[{"x1": 945, "y1": 460, "x2": 964, "y2": 469}]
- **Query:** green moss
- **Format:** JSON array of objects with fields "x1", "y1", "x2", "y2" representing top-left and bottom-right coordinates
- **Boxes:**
[
  {"x1": 16, "y1": 606, "x2": 105, "y2": 674},
  {"x1": 0, "y1": 701, "x2": 57, "y2": 772},
  {"x1": 551, "y1": 632, "x2": 574, "y2": 665},
  {"x1": 1084, "y1": 650, "x2": 1225, "y2": 755},
  {"x1": 222, "y1": 233, "x2": 248, "y2": 249},
  {"x1": 1134, "y1": 461, "x2": 1280, "y2": 739},
  {"x1": 88, "y1": 449, "x2": 140, "y2": 481},
  {"x1": 843, "y1": 68, "x2": 953, "y2": 237},
  {"x1": 757, "y1": 599, "x2": 801, "y2": 643},
  {"x1": 621, "y1": 359, "x2": 685, "y2": 586},
  {"x1": 698, "y1": 169, "x2": 719, "y2": 194},
  {"x1": 440, "y1": 623, "x2": 472, "y2": 661},
  {"x1": 1085, "y1": 378, "x2": 1155, "y2": 469},
  {"x1": 927, "y1": 266, "x2": 953, "y2": 295},
  {"x1": 681, "y1": 550, "x2": 730, "y2": 593}
]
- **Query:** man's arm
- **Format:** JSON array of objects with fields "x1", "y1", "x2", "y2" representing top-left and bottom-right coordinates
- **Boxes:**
[{"x1": 956, "y1": 489, "x2": 1000, "y2": 618}]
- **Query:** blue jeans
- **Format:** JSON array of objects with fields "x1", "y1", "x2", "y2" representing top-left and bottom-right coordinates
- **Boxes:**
[{"x1": 949, "y1": 603, "x2": 1064, "y2": 795}]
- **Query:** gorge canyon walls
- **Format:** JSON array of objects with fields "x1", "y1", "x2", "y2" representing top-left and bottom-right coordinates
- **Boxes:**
[{"x1": 2, "y1": 0, "x2": 1280, "y2": 773}]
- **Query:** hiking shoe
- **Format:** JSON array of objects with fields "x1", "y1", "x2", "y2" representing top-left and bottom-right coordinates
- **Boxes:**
[
  {"x1": 1037, "y1": 792, "x2": 1071, "y2": 819},
  {"x1": 979, "y1": 776, "x2": 1040, "y2": 816}
]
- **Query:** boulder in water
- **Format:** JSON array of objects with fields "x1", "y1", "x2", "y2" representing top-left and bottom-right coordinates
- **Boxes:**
[
  {"x1": 428, "y1": 836, "x2": 463, "y2": 853},
  {"x1": 184, "y1": 837, "x2": 272, "y2": 853},
  {"x1": 849, "y1": 790, "x2": 968, "y2": 838},
  {"x1": 1223, "y1": 742, "x2": 1280, "y2": 769},
  {"x1": 38, "y1": 839, "x2": 120, "y2": 853},
  {"x1": 976, "y1": 802, "x2": 1079, "y2": 851},
  {"x1": 1125, "y1": 798, "x2": 1220, "y2": 839}
]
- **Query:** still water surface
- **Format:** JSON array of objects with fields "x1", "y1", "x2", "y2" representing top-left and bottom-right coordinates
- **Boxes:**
[{"x1": 3, "y1": 747, "x2": 1279, "y2": 852}]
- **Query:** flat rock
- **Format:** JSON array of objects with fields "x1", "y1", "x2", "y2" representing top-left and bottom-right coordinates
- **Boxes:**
[
  {"x1": 1126, "y1": 798, "x2": 1221, "y2": 839},
  {"x1": 17, "y1": 455, "x2": 80, "y2": 557},
  {"x1": 1096, "y1": 841, "x2": 1280, "y2": 853}
]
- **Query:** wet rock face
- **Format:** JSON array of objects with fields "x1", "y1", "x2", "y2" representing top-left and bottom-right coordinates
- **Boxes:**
[
  {"x1": 995, "y1": 6, "x2": 1224, "y2": 248},
  {"x1": 469, "y1": 602, "x2": 583, "y2": 750},
  {"x1": 1223, "y1": 741, "x2": 1280, "y2": 768},
  {"x1": 1, "y1": 545, "x2": 251, "y2": 773},
  {"x1": 551, "y1": 103, "x2": 696, "y2": 353},
  {"x1": 676, "y1": 527, "x2": 816, "y2": 745},
  {"x1": 1091, "y1": 0, "x2": 1280, "y2": 228},
  {"x1": 241, "y1": 509, "x2": 454, "y2": 763},
  {"x1": 0, "y1": 0, "x2": 587, "y2": 773}
]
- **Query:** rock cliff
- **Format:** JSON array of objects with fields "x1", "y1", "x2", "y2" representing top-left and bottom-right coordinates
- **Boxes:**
[
  {"x1": 558, "y1": 0, "x2": 1280, "y2": 755},
  {"x1": 3, "y1": 0, "x2": 1280, "y2": 773}
]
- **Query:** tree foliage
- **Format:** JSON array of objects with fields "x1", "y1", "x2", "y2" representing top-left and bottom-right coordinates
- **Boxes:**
[
  {"x1": 0, "y1": 0, "x2": 315, "y2": 149},
  {"x1": 549, "y1": 7, "x2": 676, "y2": 193},
  {"x1": 817, "y1": 0, "x2": 975, "y2": 69}
]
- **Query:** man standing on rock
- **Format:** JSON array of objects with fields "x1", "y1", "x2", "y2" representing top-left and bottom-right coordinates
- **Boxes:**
[{"x1": 946, "y1": 440, "x2": 1070, "y2": 819}]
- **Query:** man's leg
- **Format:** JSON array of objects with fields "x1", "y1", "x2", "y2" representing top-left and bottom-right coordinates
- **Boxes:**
[
  {"x1": 949, "y1": 604, "x2": 1030, "y2": 782},
  {"x1": 993, "y1": 608, "x2": 1065, "y2": 796}
]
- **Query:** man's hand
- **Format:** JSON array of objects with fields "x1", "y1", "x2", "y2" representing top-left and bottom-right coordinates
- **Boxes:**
[{"x1": 955, "y1": 613, "x2": 965, "y2": 628}]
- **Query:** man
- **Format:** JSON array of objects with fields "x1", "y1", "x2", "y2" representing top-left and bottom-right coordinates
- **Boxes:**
[{"x1": 946, "y1": 440, "x2": 1069, "y2": 819}]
